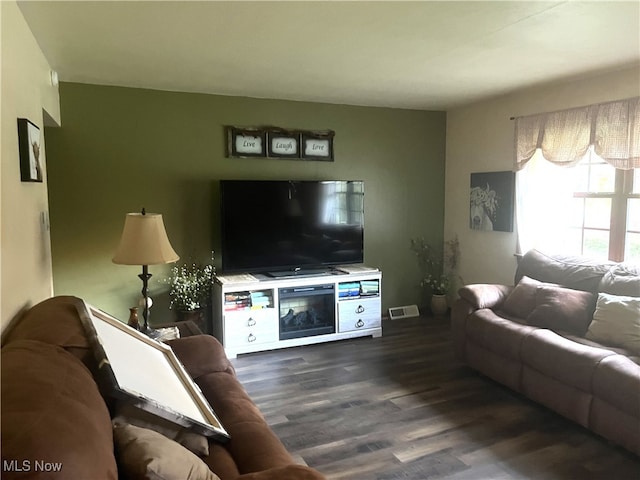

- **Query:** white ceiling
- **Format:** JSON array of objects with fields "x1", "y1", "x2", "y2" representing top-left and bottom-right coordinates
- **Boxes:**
[{"x1": 18, "y1": 1, "x2": 640, "y2": 111}]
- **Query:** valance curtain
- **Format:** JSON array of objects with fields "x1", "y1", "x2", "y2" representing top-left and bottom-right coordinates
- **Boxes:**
[{"x1": 515, "y1": 97, "x2": 640, "y2": 170}]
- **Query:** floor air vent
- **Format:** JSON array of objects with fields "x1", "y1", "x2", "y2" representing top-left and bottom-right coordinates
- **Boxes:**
[{"x1": 388, "y1": 305, "x2": 420, "y2": 320}]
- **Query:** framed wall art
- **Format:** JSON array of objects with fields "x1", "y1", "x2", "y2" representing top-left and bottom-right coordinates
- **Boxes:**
[
  {"x1": 266, "y1": 129, "x2": 300, "y2": 158},
  {"x1": 302, "y1": 131, "x2": 334, "y2": 161},
  {"x1": 225, "y1": 126, "x2": 335, "y2": 161},
  {"x1": 17, "y1": 118, "x2": 43, "y2": 182},
  {"x1": 469, "y1": 171, "x2": 515, "y2": 232},
  {"x1": 227, "y1": 127, "x2": 266, "y2": 158},
  {"x1": 76, "y1": 300, "x2": 230, "y2": 443}
]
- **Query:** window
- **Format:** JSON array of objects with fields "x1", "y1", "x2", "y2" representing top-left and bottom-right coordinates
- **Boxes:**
[
  {"x1": 516, "y1": 149, "x2": 639, "y2": 263},
  {"x1": 514, "y1": 97, "x2": 639, "y2": 263},
  {"x1": 569, "y1": 149, "x2": 639, "y2": 261},
  {"x1": 625, "y1": 169, "x2": 640, "y2": 260}
]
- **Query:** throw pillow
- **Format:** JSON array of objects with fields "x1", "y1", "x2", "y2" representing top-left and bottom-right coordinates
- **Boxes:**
[
  {"x1": 586, "y1": 293, "x2": 640, "y2": 354},
  {"x1": 526, "y1": 285, "x2": 597, "y2": 335},
  {"x1": 113, "y1": 404, "x2": 209, "y2": 456},
  {"x1": 502, "y1": 276, "x2": 552, "y2": 319},
  {"x1": 113, "y1": 422, "x2": 219, "y2": 480}
]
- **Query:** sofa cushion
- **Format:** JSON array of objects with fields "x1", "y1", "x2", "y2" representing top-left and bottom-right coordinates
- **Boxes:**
[
  {"x1": 521, "y1": 365, "x2": 593, "y2": 427},
  {"x1": 586, "y1": 293, "x2": 640, "y2": 354},
  {"x1": 2, "y1": 296, "x2": 87, "y2": 346},
  {"x1": 466, "y1": 341, "x2": 524, "y2": 392},
  {"x1": 1, "y1": 340, "x2": 117, "y2": 479},
  {"x1": 1, "y1": 296, "x2": 95, "y2": 368},
  {"x1": 113, "y1": 422, "x2": 219, "y2": 480},
  {"x1": 526, "y1": 285, "x2": 597, "y2": 335},
  {"x1": 521, "y1": 329, "x2": 615, "y2": 391},
  {"x1": 515, "y1": 249, "x2": 611, "y2": 292},
  {"x1": 599, "y1": 263, "x2": 640, "y2": 297},
  {"x1": 466, "y1": 308, "x2": 538, "y2": 361},
  {"x1": 560, "y1": 333, "x2": 640, "y2": 364},
  {"x1": 591, "y1": 354, "x2": 640, "y2": 418}
]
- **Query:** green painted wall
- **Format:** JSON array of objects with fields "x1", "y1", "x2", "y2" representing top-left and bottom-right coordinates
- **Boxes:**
[{"x1": 46, "y1": 82, "x2": 446, "y2": 325}]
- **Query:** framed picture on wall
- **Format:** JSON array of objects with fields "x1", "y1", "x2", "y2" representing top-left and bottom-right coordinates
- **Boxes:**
[
  {"x1": 227, "y1": 127, "x2": 266, "y2": 158},
  {"x1": 266, "y1": 129, "x2": 300, "y2": 159},
  {"x1": 17, "y1": 118, "x2": 43, "y2": 182},
  {"x1": 302, "y1": 131, "x2": 334, "y2": 161},
  {"x1": 470, "y1": 171, "x2": 515, "y2": 232}
]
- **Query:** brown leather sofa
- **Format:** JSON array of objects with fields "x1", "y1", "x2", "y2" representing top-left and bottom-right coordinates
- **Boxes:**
[
  {"x1": 451, "y1": 249, "x2": 640, "y2": 456},
  {"x1": 1, "y1": 296, "x2": 325, "y2": 479}
]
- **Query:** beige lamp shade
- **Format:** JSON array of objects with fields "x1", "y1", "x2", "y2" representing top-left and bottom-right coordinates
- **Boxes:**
[{"x1": 112, "y1": 212, "x2": 179, "y2": 265}]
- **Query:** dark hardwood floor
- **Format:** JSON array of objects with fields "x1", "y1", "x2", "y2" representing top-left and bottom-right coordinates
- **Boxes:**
[{"x1": 231, "y1": 316, "x2": 640, "y2": 479}]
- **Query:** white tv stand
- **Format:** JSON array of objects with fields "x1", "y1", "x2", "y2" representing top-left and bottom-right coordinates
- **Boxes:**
[{"x1": 212, "y1": 266, "x2": 382, "y2": 358}]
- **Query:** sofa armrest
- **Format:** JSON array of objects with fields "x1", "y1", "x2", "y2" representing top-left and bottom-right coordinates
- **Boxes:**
[
  {"x1": 458, "y1": 284, "x2": 512, "y2": 310},
  {"x1": 236, "y1": 465, "x2": 326, "y2": 480},
  {"x1": 167, "y1": 335, "x2": 235, "y2": 380},
  {"x1": 452, "y1": 284, "x2": 512, "y2": 363}
]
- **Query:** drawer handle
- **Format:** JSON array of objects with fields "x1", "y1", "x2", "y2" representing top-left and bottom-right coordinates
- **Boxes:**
[
  {"x1": 247, "y1": 318, "x2": 256, "y2": 327},
  {"x1": 355, "y1": 319, "x2": 365, "y2": 328},
  {"x1": 355, "y1": 305, "x2": 365, "y2": 314},
  {"x1": 248, "y1": 333, "x2": 256, "y2": 342}
]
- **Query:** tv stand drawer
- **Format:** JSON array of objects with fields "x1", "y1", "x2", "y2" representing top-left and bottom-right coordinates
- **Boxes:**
[
  {"x1": 338, "y1": 298, "x2": 381, "y2": 332},
  {"x1": 224, "y1": 309, "x2": 278, "y2": 347},
  {"x1": 225, "y1": 328, "x2": 278, "y2": 348}
]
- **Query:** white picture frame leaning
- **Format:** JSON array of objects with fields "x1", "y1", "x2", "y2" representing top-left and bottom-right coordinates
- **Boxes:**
[{"x1": 76, "y1": 301, "x2": 230, "y2": 443}]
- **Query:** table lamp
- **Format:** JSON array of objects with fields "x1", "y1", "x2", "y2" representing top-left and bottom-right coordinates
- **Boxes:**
[{"x1": 112, "y1": 208, "x2": 179, "y2": 337}]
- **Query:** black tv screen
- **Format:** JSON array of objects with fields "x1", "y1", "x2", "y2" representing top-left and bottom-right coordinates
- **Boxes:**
[{"x1": 220, "y1": 180, "x2": 364, "y2": 274}]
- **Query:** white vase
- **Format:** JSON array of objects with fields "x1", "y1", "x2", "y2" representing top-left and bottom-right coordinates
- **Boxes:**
[{"x1": 430, "y1": 294, "x2": 448, "y2": 316}]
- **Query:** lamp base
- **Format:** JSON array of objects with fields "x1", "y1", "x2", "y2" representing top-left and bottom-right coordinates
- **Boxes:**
[{"x1": 140, "y1": 325, "x2": 162, "y2": 340}]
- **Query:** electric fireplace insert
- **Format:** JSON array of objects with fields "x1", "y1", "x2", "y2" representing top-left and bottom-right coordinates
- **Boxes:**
[{"x1": 278, "y1": 284, "x2": 335, "y2": 340}]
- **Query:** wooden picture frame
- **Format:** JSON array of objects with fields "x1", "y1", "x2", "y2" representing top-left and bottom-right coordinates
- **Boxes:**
[
  {"x1": 302, "y1": 131, "x2": 334, "y2": 161},
  {"x1": 266, "y1": 129, "x2": 300, "y2": 159},
  {"x1": 76, "y1": 301, "x2": 230, "y2": 443},
  {"x1": 17, "y1": 118, "x2": 43, "y2": 182},
  {"x1": 227, "y1": 127, "x2": 266, "y2": 158}
]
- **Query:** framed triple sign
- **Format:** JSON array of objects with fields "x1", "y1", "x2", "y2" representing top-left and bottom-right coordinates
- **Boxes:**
[{"x1": 227, "y1": 126, "x2": 334, "y2": 161}]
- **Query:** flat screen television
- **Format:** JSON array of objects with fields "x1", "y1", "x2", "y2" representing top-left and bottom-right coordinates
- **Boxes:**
[{"x1": 220, "y1": 180, "x2": 364, "y2": 275}]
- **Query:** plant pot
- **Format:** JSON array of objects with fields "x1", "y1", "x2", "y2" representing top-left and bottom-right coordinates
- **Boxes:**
[
  {"x1": 430, "y1": 294, "x2": 448, "y2": 316},
  {"x1": 175, "y1": 308, "x2": 207, "y2": 333}
]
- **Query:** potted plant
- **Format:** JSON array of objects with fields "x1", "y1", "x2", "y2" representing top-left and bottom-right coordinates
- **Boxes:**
[
  {"x1": 166, "y1": 261, "x2": 215, "y2": 329},
  {"x1": 410, "y1": 235, "x2": 461, "y2": 315}
]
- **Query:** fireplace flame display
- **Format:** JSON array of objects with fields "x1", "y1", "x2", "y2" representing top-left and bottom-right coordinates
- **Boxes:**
[{"x1": 279, "y1": 285, "x2": 335, "y2": 340}]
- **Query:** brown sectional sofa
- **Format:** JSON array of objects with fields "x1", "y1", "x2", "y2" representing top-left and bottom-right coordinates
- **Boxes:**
[
  {"x1": 1, "y1": 296, "x2": 325, "y2": 479},
  {"x1": 451, "y1": 249, "x2": 640, "y2": 456}
]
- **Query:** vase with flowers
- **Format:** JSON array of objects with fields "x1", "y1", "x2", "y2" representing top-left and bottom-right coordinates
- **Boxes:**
[
  {"x1": 410, "y1": 235, "x2": 462, "y2": 316},
  {"x1": 166, "y1": 260, "x2": 215, "y2": 332}
]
